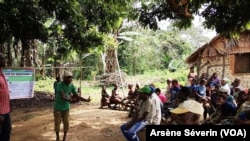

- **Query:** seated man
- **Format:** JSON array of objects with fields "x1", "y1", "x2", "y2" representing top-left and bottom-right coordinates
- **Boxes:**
[
  {"x1": 120, "y1": 85, "x2": 154, "y2": 141},
  {"x1": 235, "y1": 90, "x2": 250, "y2": 125},
  {"x1": 202, "y1": 93, "x2": 237, "y2": 125},
  {"x1": 169, "y1": 99, "x2": 204, "y2": 125},
  {"x1": 100, "y1": 85, "x2": 111, "y2": 109}
]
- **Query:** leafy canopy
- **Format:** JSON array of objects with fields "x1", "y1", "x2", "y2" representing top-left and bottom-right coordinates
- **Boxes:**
[{"x1": 134, "y1": 0, "x2": 250, "y2": 38}]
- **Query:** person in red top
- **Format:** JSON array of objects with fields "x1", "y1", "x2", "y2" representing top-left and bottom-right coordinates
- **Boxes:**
[
  {"x1": 0, "y1": 53, "x2": 11, "y2": 141},
  {"x1": 155, "y1": 88, "x2": 167, "y2": 104}
]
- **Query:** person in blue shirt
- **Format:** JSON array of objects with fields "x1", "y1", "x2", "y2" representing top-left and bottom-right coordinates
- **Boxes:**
[
  {"x1": 208, "y1": 72, "x2": 220, "y2": 87},
  {"x1": 167, "y1": 79, "x2": 181, "y2": 109},
  {"x1": 189, "y1": 78, "x2": 198, "y2": 92},
  {"x1": 217, "y1": 94, "x2": 237, "y2": 117},
  {"x1": 195, "y1": 79, "x2": 207, "y2": 102},
  {"x1": 169, "y1": 79, "x2": 181, "y2": 102}
]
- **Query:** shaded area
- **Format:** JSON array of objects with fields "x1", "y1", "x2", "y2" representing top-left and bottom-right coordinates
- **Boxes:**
[{"x1": 11, "y1": 104, "x2": 129, "y2": 141}]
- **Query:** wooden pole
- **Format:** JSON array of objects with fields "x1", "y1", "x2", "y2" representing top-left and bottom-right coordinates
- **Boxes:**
[
  {"x1": 80, "y1": 66, "x2": 82, "y2": 96},
  {"x1": 115, "y1": 49, "x2": 125, "y2": 97}
]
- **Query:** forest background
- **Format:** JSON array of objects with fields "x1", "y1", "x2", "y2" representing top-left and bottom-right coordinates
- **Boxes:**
[{"x1": 1, "y1": 0, "x2": 249, "y2": 103}]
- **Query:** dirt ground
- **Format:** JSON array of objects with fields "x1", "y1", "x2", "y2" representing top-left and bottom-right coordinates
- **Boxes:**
[{"x1": 10, "y1": 103, "x2": 130, "y2": 141}]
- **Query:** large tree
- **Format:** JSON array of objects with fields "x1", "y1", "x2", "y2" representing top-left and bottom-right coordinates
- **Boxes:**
[
  {"x1": 134, "y1": 0, "x2": 250, "y2": 38},
  {"x1": 0, "y1": 0, "x2": 134, "y2": 67}
]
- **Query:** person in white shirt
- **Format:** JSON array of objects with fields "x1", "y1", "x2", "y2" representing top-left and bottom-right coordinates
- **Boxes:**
[
  {"x1": 120, "y1": 85, "x2": 154, "y2": 141},
  {"x1": 220, "y1": 77, "x2": 231, "y2": 95},
  {"x1": 148, "y1": 86, "x2": 162, "y2": 125}
]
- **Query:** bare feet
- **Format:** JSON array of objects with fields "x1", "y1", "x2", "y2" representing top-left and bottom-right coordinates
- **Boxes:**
[
  {"x1": 63, "y1": 133, "x2": 67, "y2": 141},
  {"x1": 56, "y1": 132, "x2": 60, "y2": 141}
]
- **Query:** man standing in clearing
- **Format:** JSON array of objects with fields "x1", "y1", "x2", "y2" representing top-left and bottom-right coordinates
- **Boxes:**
[
  {"x1": 54, "y1": 71, "x2": 91, "y2": 141},
  {"x1": 0, "y1": 53, "x2": 12, "y2": 141}
]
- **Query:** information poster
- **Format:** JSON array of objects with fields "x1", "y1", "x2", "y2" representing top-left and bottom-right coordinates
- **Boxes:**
[{"x1": 3, "y1": 68, "x2": 35, "y2": 99}]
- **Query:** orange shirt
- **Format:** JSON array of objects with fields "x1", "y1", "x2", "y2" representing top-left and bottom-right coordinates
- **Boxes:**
[{"x1": 0, "y1": 70, "x2": 10, "y2": 114}]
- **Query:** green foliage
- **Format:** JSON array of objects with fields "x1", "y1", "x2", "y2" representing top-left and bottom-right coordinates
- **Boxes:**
[
  {"x1": 79, "y1": 0, "x2": 134, "y2": 32},
  {"x1": 34, "y1": 78, "x2": 55, "y2": 93},
  {"x1": 81, "y1": 54, "x2": 100, "y2": 79},
  {"x1": 73, "y1": 69, "x2": 81, "y2": 80},
  {"x1": 35, "y1": 73, "x2": 45, "y2": 81},
  {"x1": 131, "y1": 69, "x2": 189, "y2": 87},
  {"x1": 118, "y1": 28, "x2": 192, "y2": 75},
  {"x1": 103, "y1": 35, "x2": 119, "y2": 50},
  {"x1": 172, "y1": 19, "x2": 192, "y2": 30},
  {"x1": 1, "y1": 0, "x2": 135, "y2": 67},
  {"x1": 134, "y1": 0, "x2": 250, "y2": 38},
  {"x1": 0, "y1": 0, "x2": 49, "y2": 43}
]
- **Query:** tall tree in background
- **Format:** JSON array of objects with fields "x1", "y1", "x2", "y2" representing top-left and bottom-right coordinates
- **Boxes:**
[
  {"x1": 0, "y1": 0, "x2": 126, "y2": 67},
  {"x1": 80, "y1": 0, "x2": 134, "y2": 74}
]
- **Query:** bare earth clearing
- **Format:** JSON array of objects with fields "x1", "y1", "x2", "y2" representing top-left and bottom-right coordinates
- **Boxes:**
[{"x1": 10, "y1": 102, "x2": 129, "y2": 141}]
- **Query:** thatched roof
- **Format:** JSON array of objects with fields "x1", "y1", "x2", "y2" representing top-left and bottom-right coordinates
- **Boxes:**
[{"x1": 185, "y1": 30, "x2": 250, "y2": 65}]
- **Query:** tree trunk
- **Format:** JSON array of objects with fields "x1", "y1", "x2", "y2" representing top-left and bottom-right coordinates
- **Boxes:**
[
  {"x1": 97, "y1": 55, "x2": 102, "y2": 75},
  {"x1": 54, "y1": 66, "x2": 60, "y2": 78},
  {"x1": 31, "y1": 40, "x2": 40, "y2": 67},
  {"x1": 13, "y1": 39, "x2": 19, "y2": 59},
  {"x1": 20, "y1": 39, "x2": 36, "y2": 67},
  {"x1": 52, "y1": 56, "x2": 59, "y2": 78},
  {"x1": 0, "y1": 43, "x2": 5, "y2": 56},
  {"x1": 101, "y1": 52, "x2": 106, "y2": 74},
  {"x1": 53, "y1": 58, "x2": 64, "y2": 79},
  {"x1": 20, "y1": 48, "x2": 25, "y2": 67},
  {"x1": 7, "y1": 43, "x2": 12, "y2": 67},
  {"x1": 105, "y1": 49, "x2": 117, "y2": 73}
]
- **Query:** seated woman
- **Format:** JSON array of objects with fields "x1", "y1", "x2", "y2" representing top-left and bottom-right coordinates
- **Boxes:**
[
  {"x1": 121, "y1": 84, "x2": 137, "y2": 110},
  {"x1": 110, "y1": 84, "x2": 123, "y2": 109},
  {"x1": 100, "y1": 85, "x2": 111, "y2": 109}
]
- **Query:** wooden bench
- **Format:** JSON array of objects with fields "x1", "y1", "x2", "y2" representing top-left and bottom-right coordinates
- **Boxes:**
[{"x1": 109, "y1": 102, "x2": 122, "y2": 110}]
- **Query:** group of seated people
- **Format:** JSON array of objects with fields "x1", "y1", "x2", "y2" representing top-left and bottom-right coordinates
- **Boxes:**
[
  {"x1": 120, "y1": 84, "x2": 164, "y2": 141},
  {"x1": 100, "y1": 83, "x2": 139, "y2": 110},
  {"x1": 119, "y1": 83, "x2": 217, "y2": 140},
  {"x1": 117, "y1": 70, "x2": 250, "y2": 141},
  {"x1": 100, "y1": 71, "x2": 250, "y2": 126},
  {"x1": 164, "y1": 71, "x2": 250, "y2": 125}
]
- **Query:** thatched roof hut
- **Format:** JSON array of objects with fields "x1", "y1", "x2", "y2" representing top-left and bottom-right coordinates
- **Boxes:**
[
  {"x1": 186, "y1": 30, "x2": 250, "y2": 65},
  {"x1": 185, "y1": 30, "x2": 250, "y2": 89}
]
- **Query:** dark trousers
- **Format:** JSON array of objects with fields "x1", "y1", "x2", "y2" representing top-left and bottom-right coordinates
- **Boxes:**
[{"x1": 0, "y1": 113, "x2": 12, "y2": 141}]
